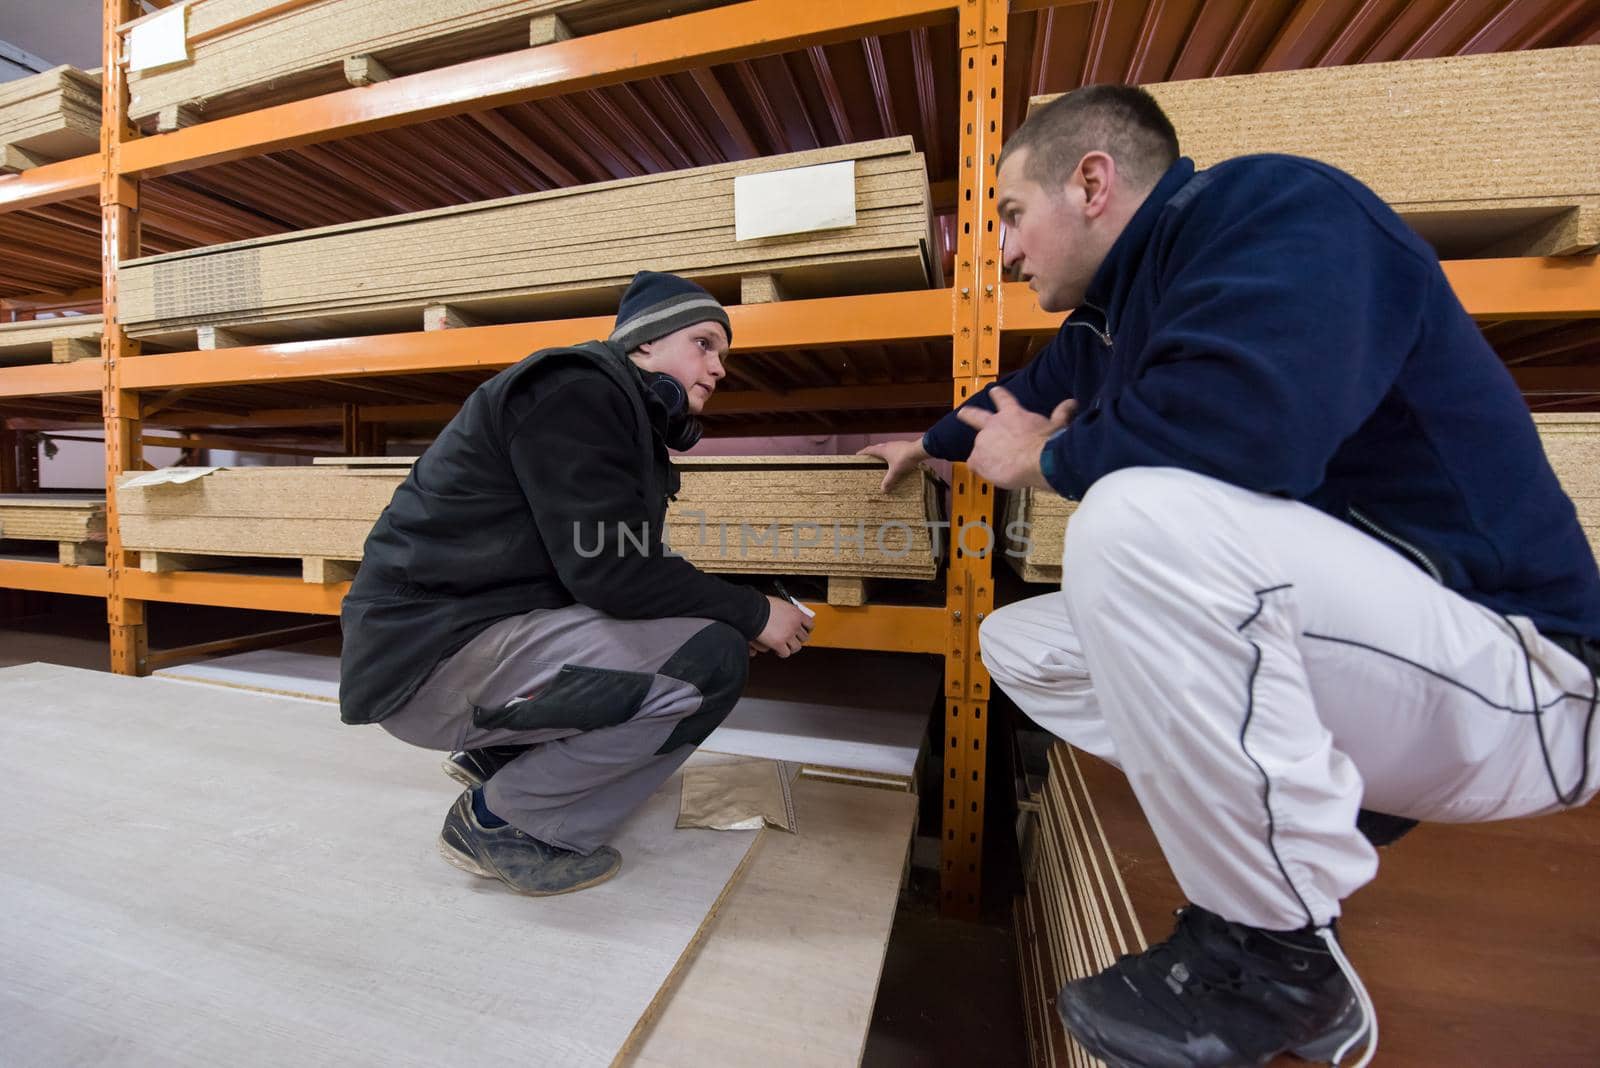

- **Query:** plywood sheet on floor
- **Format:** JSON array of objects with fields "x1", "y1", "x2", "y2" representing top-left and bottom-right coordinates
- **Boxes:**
[
  {"x1": 156, "y1": 643, "x2": 939, "y2": 790},
  {"x1": 624, "y1": 768, "x2": 917, "y2": 1066},
  {"x1": 0, "y1": 663, "x2": 758, "y2": 1067}
]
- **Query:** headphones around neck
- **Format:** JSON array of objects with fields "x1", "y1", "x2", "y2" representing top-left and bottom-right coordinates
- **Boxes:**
[{"x1": 638, "y1": 370, "x2": 704, "y2": 452}]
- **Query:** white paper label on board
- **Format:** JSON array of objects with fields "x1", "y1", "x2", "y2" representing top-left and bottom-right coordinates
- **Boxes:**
[
  {"x1": 119, "y1": 466, "x2": 219, "y2": 489},
  {"x1": 733, "y1": 160, "x2": 857, "y2": 241},
  {"x1": 127, "y1": 4, "x2": 191, "y2": 73}
]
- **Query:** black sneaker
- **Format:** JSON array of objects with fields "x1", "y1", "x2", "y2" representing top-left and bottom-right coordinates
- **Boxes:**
[
  {"x1": 441, "y1": 744, "x2": 531, "y2": 789},
  {"x1": 437, "y1": 791, "x2": 622, "y2": 896},
  {"x1": 1056, "y1": 905, "x2": 1371, "y2": 1068}
]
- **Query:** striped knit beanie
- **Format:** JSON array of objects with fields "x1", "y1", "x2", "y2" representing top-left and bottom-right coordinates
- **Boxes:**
[{"x1": 610, "y1": 271, "x2": 732, "y2": 353}]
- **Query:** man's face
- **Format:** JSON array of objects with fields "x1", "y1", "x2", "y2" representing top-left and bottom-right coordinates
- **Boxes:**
[
  {"x1": 997, "y1": 147, "x2": 1101, "y2": 313},
  {"x1": 631, "y1": 320, "x2": 730, "y2": 414}
]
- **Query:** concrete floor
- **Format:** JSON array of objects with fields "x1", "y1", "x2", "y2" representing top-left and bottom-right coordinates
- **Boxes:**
[{"x1": 0, "y1": 595, "x2": 1029, "y2": 1068}]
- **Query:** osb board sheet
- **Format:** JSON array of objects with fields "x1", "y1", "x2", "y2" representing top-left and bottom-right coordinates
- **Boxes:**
[
  {"x1": 118, "y1": 515, "x2": 377, "y2": 558},
  {"x1": 115, "y1": 461, "x2": 937, "y2": 576},
  {"x1": 126, "y1": 0, "x2": 739, "y2": 123},
  {"x1": 0, "y1": 66, "x2": 100, "y2": 158},
  {"x1": 119, "y1": 141, "x2": 934, "y2": 333},
  {"x1": 0, "y1": 495, "x2": 106, "y2": 541},
  {"x1": 623, "y1": 764, "x2": 917, "y2": 1067},
  {"x1": 117, "y1": 467, "x2": 406, "y2": 520},
  {"x1": 0, "y1": 663, "x2": 759, "y2": 1067},
  {"x1": 1004, "y1": 488, "x2": 1074, "y2": 585},
  {"x1": 0, "y1": 315, "x2": 103, "y2": 365},
  {"x1": 1033, "y1": 47, "x2": 1600, "y2": 209}
]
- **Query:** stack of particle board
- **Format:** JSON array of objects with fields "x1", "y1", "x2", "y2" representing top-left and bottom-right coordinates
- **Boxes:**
[
  {"x1": 115, "y1": 454, "x2": 941, "y2": 591},
  {"x1": 1003, "y1": 488, "x2": 1075, "y2": 585},
  {"x1": 0, "y1": 494, "x2": 107, "y2": 565},
  {"x1": 666, "y1": 456, "x2": 941, "y2": 589},
  {"x1": 0, "y1": 67, "x2": 100, "y2": 169},
  {"x1": 1017, "y1": 743, "x2": 1166, "y2": 1068},
  {"x1": 0, "y1": 315, "x2": 103, "y2": 367},
  {"x1": 1535, "y1": 412, "x2": 1600, "y2": 560},
  {"x1": 1003, "y1": 412, "x2": 1600, "y2": 585},
  {"x1": 117, "y1": 139, "x2": 937, "y2": 342},
  {"x1": 116, "y1": 466, "x2": 404, "y2": 580},
  {"x1": 126, "y1": 0, "x2": 738, "y2": 124},
  {"x1": 1032, "y1": 46, "x2": 1600, "y2": 258}
]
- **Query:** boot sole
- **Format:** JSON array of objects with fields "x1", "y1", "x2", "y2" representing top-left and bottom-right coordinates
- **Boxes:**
[
  {"x1": 436, "y1": 836, "x2": 621, "y2": 897},
  {"x1": 440, "y1": 759, "x2": 484, "y2": 790}
]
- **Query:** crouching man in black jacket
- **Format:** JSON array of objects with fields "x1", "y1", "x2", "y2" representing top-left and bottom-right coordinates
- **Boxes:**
[{"x1": 339, "y1": 271, "x2": 814, "y2": 897}]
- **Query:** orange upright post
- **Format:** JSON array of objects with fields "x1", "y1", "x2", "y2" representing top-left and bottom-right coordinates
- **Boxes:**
[
  {"x1": 941, "y1": 0, "x2": 1008, "y2": 918},
  {"x1": 102, "y1": 0, "x2": 148, "y2": 675}
]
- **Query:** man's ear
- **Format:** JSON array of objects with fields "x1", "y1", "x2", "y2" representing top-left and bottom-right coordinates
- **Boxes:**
[{"x1": 1077, "y1": 151, "x2": 1117, "y2": 218}]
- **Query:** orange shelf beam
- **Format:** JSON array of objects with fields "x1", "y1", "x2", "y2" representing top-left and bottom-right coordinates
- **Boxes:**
[
  {"x1": 999, "y1": 257, "x2": 1600, "y2": 332},
  {"x1": 0, "y1": 559, "x2": 109, "y2": 597},
  {"x1": 1443, "y1": 256, "x2": 1600, "y2": 320},
  {"x1": 116, "y1": 0, "x2": 958, "y2": 180},
  {"x1": 802, "y1": 602, "x2": 947, "y2": 654},
  {"x1": 116, "y1": 568, "x2": 946, "y2": 651},
  {"x1": 0, "y1": 359, "x2": 105, "y2": 400},
  {"x1": 0, "y1": 154, "x2": 99, "y2": 214},
  {"x1": 119, "y1": 290, "x2": 952, "y2": 390},
  {"x1": 121, "y1": 570, "x2": 349, "y2": 614}
]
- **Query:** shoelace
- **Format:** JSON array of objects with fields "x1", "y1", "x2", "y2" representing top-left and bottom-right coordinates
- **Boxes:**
[{"x1": 1317, "y1": 926, "x2": 1378, "y2": 1068}]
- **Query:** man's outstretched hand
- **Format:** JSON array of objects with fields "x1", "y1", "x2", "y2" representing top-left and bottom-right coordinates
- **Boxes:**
[
  {"x1": 856, "y1": 438, "x2": 929, "y2": 493},
  {"x1": 955, "y1": 388, "x2": 1076, "y2": 490}
]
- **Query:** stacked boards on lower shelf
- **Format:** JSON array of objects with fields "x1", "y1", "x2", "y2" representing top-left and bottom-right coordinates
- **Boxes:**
[
  {"x1": 1014, "y1": 743, "x2": 1600, "y2": 1066},
  {"x1": 115, "y1": 456, "x2": 944, "y2": 599},
  {"x1": 1005, "y1": 412, "x2": 1600, "y2": 586},
  {"x1": 0, "y1": 316, "x2": 102, "y2": 367},
  {"x1": 0, "y1": 495, "x2": 106, "y2": 566}
]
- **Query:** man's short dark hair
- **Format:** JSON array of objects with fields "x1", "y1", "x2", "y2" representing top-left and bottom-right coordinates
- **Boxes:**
[{"x1": 1000, "y1": 84, "x2": 1180, "y2": 192}]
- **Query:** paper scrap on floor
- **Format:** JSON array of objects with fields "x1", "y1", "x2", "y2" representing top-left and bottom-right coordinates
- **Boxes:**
[{"x1": 678, "y1": 757, "x2": 797, "y2": 833}]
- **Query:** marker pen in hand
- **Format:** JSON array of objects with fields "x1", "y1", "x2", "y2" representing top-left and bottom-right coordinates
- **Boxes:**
[{"x1": 772, "y1": 579, "x2": 816, "y2": 619}]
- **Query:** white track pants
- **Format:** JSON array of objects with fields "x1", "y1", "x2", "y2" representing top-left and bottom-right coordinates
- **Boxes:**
[{"x1": 983, "y1": 467, "x2": 1599, "y2": 930}]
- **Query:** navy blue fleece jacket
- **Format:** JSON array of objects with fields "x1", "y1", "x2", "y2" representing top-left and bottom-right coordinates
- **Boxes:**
[{"x1": 924, "y1": 155, "x2": 1600, "y2": 639}]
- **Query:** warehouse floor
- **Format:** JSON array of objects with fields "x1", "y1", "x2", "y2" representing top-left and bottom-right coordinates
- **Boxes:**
[{"x1": 0, "y1": 596, "x2": 1030, "y2": 1068}]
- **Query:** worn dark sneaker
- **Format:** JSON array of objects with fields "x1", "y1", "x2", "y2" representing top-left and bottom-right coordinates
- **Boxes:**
[
  {"x1": 1056, "y1": 905, "x2": 1372, "y2": 1068},
  {"x1": 437, "y1": 791, "x2": 622, "y2": 896},
  {"x1": 442, "y1": 745, "x2": 531, "y2": 789}
]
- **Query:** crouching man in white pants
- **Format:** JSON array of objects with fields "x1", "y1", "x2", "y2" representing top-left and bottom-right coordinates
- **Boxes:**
[{"x1": 866, "y1": 85, "x2": 1600, "y2": 1068}]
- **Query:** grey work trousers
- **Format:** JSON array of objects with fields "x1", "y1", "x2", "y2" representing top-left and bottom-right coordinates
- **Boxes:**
[{"x1": 380, "y1": 604, "x2": 748, "y2": 853}]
